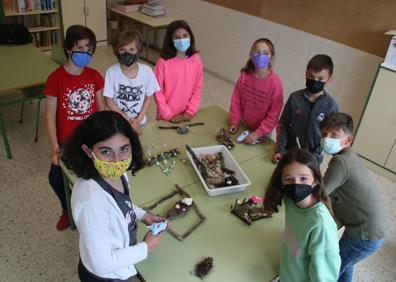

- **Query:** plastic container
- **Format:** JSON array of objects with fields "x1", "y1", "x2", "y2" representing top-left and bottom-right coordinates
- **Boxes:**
[
  {"x1": 186, "y1": 145, "x2": 251, "y2": 196},
  {"x1": 115, "y1": 3, "x2": 142, "y2": 12}
]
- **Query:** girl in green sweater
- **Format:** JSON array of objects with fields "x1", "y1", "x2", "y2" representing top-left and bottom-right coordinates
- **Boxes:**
[{"x1": 265, "y1": 149, "x2": 341, "y2": 282}]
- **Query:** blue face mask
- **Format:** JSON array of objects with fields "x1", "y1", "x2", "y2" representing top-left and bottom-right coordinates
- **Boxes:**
[
  {"x1": 251, "y1": 53, "x2": 270, "y2": 69},
  {"x1": 173, "y1": 38, "x2": 190, "y2": 52},
  {"x1": 71, "y1": 51, "x2": 92, "y2": 68},
  {"x1": 321, "y1": 137, "x2": 344, "y2": 155}
]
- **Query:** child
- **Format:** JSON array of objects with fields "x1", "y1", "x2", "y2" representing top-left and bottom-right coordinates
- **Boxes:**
[
  {"x1": 264, "y1": 149, "x2": 341, "y2": 282},
  {"x1": 272, "y1": 54, "x2": 338, "y2": 163},
  {"x1": 229, "y1": 38, "x2": 284, "y2": 144},
  {"x1": 62, "y1": 111, "x2": 165, "y2": 281},
  {"x1": 320, "y1": 113, "x2": 387, "y2": 282},
  {"x1": 44, "y1": 25, "x2": 104, "y2": 230},
  {"x1": 154, "y1": 20, "x2": 203, "y2": 123},
  {"x1": 104, "y1": 30, "x2": 160, "y2": 134}
]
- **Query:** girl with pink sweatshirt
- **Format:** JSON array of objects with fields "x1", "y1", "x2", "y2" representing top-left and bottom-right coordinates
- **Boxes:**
[
  {"x1": 229, "y1": 38, "x2": 284, "y2": 144},
  {"x1": 154, "y1": 20, "x2": 203, "y2": 123}
]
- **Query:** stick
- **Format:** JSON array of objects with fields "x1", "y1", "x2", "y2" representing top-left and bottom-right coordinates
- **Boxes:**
[{"x1": 144, "y1": 190, "x2": 179, "y2": 210}]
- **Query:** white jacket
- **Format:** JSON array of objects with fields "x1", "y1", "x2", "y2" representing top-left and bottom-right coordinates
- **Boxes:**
[{"x1": 71, "y1": 175, "x2": 148, "y2": 280}]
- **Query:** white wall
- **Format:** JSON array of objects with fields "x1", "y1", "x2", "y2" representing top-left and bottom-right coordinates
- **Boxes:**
[{"x1": 161, "y1": 0, "x2": 383, "y2": 124}]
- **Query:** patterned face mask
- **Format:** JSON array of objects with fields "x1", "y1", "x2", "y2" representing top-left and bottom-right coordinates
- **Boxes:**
[{"x1": 91, "y1": 152, "x2": 132, "y2": 180}]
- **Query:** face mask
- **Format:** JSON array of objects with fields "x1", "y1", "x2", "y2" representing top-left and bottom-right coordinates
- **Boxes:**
[
  {"x1": 173, "y1": 38, "x2": 190, "y2": 52},
  {"x1": 117, "y1": 52, "x2": 138, "y2": 67},
  {"x1": 71, "y1": 51, "x2": 92, "y2": 68},
  {"x1": 251, "y1": 53, "x2": 270, "y2": 69},
  {"x1": 321, "y1": 137, "x2": 344, "y2": 155},
  {"x1": 91, "y1": 152, "x2": 132, "y2": 180},
  {"x1": 283, "y1": 183, "x2": 315, "y2": 204},
  {"x1": 306, "y1": 78, "x2": 325, "y2": 94}
]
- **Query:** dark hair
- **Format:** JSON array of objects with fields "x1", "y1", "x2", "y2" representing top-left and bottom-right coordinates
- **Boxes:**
[
  {"x1": 64, "y1": 25, "x2": 97, "y2": 58},
  {"x1": 320, "y1": 112, "x2": 354, "y2": 134},
  {"x1": 160, "y1": 20, "x2": 197, "y2": 59},
  {"x1": 241, "y1": 38, "x2": 275, "y2": 73},
  {"x1": 112, "y1": 30, "x2": 143, "y2": 56},
  {"x1": 307, "y1": 54, "x2": 334, "y2": 76},
  {"x1": 264, "y1": 149, "x2": 332, "y2": 214},
  {"x1": 61, "y1": 111, "x2": 144, "y2": 179}
]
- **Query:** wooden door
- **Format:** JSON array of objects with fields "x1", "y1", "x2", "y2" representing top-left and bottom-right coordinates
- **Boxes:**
[
  {"x1": 84, "y1": 0, "x2": 107, "y2": 42},
  {"x1": 60, "y1": 0, "x2": 85, "y2": 37}
]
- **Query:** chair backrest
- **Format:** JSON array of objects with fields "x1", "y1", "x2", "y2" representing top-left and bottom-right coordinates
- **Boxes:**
[{"x1": 51, "y1": 44, "x2": 67, "y2": 65}]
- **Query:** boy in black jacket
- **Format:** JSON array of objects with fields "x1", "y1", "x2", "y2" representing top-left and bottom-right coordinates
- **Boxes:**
[{"x1": 272, "y1": 54, "x2": 338, "y2": 164}]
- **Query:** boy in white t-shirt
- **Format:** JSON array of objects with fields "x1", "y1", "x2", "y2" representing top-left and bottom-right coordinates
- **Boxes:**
[{"x1": 104, "y1": 30, "x2": 160, "y2": 134}]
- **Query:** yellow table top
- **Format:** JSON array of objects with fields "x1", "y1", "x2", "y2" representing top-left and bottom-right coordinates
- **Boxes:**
[
  {"x1": 0, "y1": 44, "x2": 58, "y2": 94},
  {"x1": 110, "y1": 8, "x2": 176, "y2": 28}
]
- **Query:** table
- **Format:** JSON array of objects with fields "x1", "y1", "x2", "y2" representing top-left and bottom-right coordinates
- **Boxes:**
[
  {"x1": 110, "y1": 8, "x2": 176, "y2": 64},
  {"x1": 0, "y1": 44, "x2": 58, "y2": 158},
  {"x1": 60, "y1": 105, "x2": 284, "y2": 282}
]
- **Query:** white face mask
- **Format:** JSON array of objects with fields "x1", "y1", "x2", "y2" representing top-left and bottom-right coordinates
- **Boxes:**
[{"x1": 321, "y1": 137, "x2": 344, "y2": 155}]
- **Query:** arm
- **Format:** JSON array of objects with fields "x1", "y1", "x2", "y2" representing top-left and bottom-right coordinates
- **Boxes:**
[
  {"x1": 45, "y1": 96, "x2": 59, "y2": 165},
  {"x1": 75, "y1": 204, "x2": 149, "y2": 275},
  {"x1": 308, "y1": 225, "x2": 341, "y2": 282},
  {"x1": 323, "y1": 156, "x2": 349, "y2": 195},
  {"x1": 185, "y1": 57, "x2": 203, "y2": 116},
  {"x1": 254, "y1": 82, "x2": 284, "y2": 137},
  {"x1": 154, "y1": 60, "x2": 173, "y2": 121},
  {"x1": 275, "y1": 96, "x2": 292, "y2": 154},
  {"x1": 96, "y1": 90, "x2": 105, "y2": 111},
  {"x1": 229, "y1": 76, "x2": 243, "y2": 127},
  {"x1": 136, "y1": 95, "x2": 153, "y2": 124},
  {"x1": 104, "y1": 97, "x2": 130, "y2": 122}
]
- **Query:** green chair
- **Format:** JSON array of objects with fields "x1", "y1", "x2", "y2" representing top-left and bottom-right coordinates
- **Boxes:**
[
  {"x1": 1, "y1": 45, "x2": 66, "y2": 158},
  {"x1": 18, "y1": 45, "x2": 66, "y2": 142}
]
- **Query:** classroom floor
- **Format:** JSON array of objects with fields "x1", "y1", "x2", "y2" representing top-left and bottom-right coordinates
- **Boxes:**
[{"x1": 0, "y1": 45, "x2": 395, "y2": 282}]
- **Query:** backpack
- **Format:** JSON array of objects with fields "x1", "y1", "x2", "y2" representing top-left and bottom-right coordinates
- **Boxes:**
[{"x1": 0, "y1": 23, "x2": 33, "y2": 44}]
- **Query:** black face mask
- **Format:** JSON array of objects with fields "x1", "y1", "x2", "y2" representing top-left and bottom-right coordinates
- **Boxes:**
[
  {"x1": 117, "y1": 52, "x2": 138, "y2": 67},
  {"x1": 283, "y1": 183, "x2": 315, "y2": 204},
  {"x1": 306, "y1": 78, "x2": 325, "y2": 94}
]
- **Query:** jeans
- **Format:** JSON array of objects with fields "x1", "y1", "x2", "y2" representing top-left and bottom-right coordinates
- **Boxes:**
[
  {"x1": 48, "y1": 164, "x2": 67, "y2": 210},
  {"x1": 338, "y1": 233, "x2": 385, "y2": 282}
]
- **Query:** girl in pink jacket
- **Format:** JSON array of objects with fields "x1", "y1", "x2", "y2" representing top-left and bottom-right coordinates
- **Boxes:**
[
  {"x1": 229, "y1": 38, "x2": 284, "y2": 144},
  {"x1": 154, "y1": 20, "x2": 203, "y2": 123}
]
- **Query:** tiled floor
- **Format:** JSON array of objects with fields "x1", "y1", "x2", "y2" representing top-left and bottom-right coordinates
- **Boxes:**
[{"x1": 0, "y1": 46, "x2": 394, "y2": 281}]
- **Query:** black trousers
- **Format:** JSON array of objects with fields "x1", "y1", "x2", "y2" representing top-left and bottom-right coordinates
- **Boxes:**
[{"x1": 78, "y1": 259, "x2": 134, "y2": 282}]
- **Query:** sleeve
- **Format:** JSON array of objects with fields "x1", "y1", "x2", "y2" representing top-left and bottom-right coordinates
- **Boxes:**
[
  {"x1": 44, "y1": 71, "x2": 59, "y2": 98},
  {"x1": 145, "y1": 67, "x2": 161, "y2": 97},
  {"x1": 308, "y1": 225, "x2": 341, "y2": 282},
  {"x1": 323, "y1": 156, "x2": 349, "y2": 195},
  {"x1": 154, "y1": 59, "x2": 173, "y2": 120},
  {"x1": 331, "y1": 99, "x2": 339, "y2": 113},
  {"x1": 254, "y1": 80, "x2": 284, "y2": 137},
  {"x1": 228, "y1": 75, "x2": 243, "y2": 126},
  {"x1": 276, "y1": 95, "x2": 292, "y2": 153},
  {"x1": 103, "y1": 67, "x2": 116, "y2": 98},
  {"x1": 93, "y1": 69, "x2": 104, "y2": 92},
  {"x1": 185, "y1": 56, "x2": 203, "y2": 116},
  {"x1": 74, "y1": 202, "x2": 148, "y2": 276},
  {"x1": 133, "y1": 204, "x2": 147, "y2": 221}
]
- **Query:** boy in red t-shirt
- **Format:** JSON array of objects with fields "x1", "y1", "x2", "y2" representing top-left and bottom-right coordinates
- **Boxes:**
[{"x1": 44, "y1": 25, "x2": 104, "y2": 230}]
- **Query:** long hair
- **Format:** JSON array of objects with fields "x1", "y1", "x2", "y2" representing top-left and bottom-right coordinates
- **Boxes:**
[
  {"x1": 160, "y1": 20, "x2": 197, "y2": 59},
  {"x1": 241, "y1": 38, "x2": 275, "y2": 74},
  {"x1": 264, "y1": 149, "x2": 332, "y2": 214},
  {"x1": 61, "y1": 111, "x2": 144, "y2": 179}
]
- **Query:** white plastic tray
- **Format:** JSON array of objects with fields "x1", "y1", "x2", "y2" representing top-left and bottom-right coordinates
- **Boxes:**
[{"x1": 186, "y1": 145, "x2": 251, "y2": 196}]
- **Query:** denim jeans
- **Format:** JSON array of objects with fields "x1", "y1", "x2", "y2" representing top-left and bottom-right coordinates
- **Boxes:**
[
  {"x1": 48, "y1": 164, "x2": 67, "y2": 210},
  {"x1": 338, "y1": 233, "x2": 385, "y2": 282}
]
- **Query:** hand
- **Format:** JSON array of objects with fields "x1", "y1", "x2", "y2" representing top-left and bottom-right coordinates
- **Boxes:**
[
  {"x1": 182, "y1": 112, "x2": 193, "y2": 122},
  {"x1": 272, "y1": 152, "x2": 282, "y2": 164},
  {"x1": 141, "y1": 212, "x2": 166, "y2": 226},
  {"x1": 170, "y1": 114, "x2": 184, "y2": 124},
  {"x1": 244, "y1": 132, "x2": 259, "y2": 144},
  {"x1": 50, "y1": 146, "x2": 60, "y2": 165},
  {"x1": 229, "y1": 124, "x2": 238, "y2": 134},
  {"x1": 144, "y1": 229, "x2": 164, "y2": 253},
  {"x1": 130, "y1": 118, "x2": 142, "y2": 135}
]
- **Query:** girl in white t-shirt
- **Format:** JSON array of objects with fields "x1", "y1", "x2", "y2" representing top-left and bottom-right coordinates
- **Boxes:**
[{"x1": 104, "y1": 30, "x2": 160, "y2": 134}]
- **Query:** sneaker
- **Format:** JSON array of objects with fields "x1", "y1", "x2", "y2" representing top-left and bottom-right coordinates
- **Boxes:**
[{"x1": 56, "y1": 209, "x2": 70, "y2": 231}]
